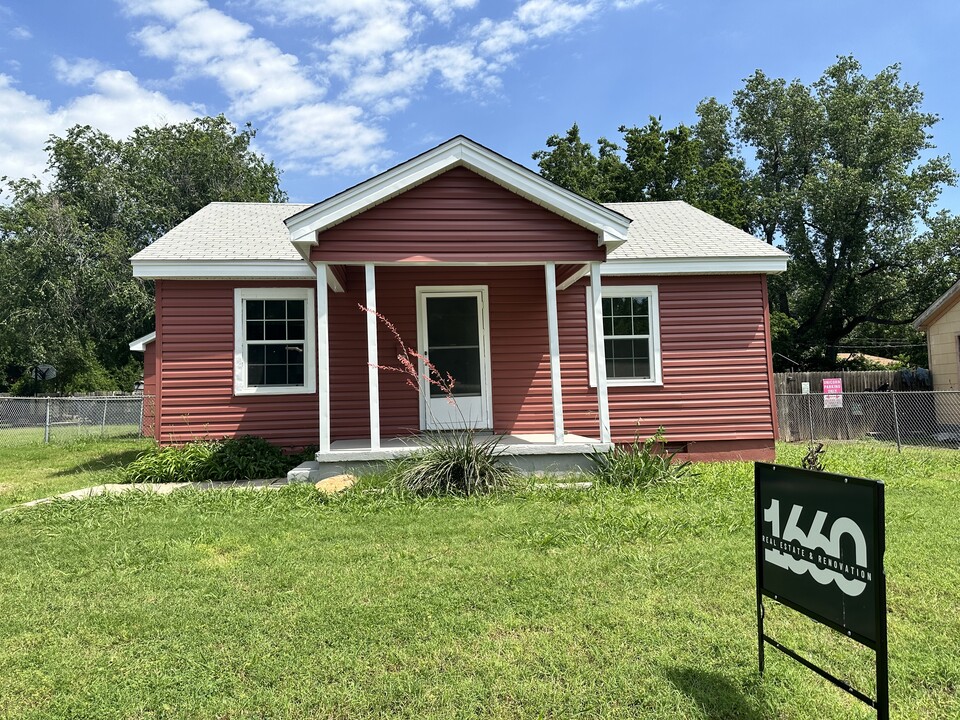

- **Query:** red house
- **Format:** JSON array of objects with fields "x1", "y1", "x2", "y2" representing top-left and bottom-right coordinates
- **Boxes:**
[{"x1": 130, "y1": 137, "x2": 788, "y2": 478}]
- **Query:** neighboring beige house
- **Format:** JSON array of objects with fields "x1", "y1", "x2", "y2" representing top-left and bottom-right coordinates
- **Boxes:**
[{"x1": 914, "y1": 279, "x2": 960, "y2": 390}]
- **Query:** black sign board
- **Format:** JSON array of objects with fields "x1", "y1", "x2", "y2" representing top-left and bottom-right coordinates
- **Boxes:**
[{"x1": 755, "y1": 463, "x2": 888, "y2": 719}]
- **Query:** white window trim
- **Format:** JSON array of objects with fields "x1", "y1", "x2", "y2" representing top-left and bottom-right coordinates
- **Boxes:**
[
  {"x1": 234, "y1": 287, "x2": 317, "y2": 396},
  {"x1": 586, "y1": 285, "x2": 663, "y2": 388}
]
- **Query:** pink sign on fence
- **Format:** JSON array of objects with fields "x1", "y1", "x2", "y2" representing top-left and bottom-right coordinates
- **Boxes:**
[{"x1": 823, "y1": 378, "x2": 843, "y2": 408}]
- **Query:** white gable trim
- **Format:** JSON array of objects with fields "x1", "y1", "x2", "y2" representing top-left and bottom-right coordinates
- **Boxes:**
[
  {"x1": 284, "y1": 136, "x2": 631, "y2": 250},
  {"x1": 603, "y1": 257, "x2": 788, "y2": 276},
  {"x1": 129, "y1": 332, "x2": 156, "y2": 352},
  {"x1": 132, "y1": 259, "x2": 316, "y2": 280}
]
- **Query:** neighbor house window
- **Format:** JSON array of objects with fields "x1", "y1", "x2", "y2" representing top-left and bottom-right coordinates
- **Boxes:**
[
  {"x1": 234, "y1": 288, "x2": 316, "y2": 395},
  {"x1": 587, "y1": 285, "x2": 662, "y2": 386}
]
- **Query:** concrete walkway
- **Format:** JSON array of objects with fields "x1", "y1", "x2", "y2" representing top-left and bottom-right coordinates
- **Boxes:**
[{"x1": 5, "y1": 478, "x2": 287, "y2": 512}]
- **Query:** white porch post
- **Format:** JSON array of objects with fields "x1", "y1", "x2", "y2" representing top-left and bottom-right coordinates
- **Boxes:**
[
  {"x1": 365, "y1": 264, "x2": 381, "y2": 451},
  {"x1": 544, "y1": 262, "x2": 565, "y2": 445},
  {"x1": 590, "y1": 262, "x2": 611, "y2": 443},
  {"x1": 316, "y1": 263, "x2": 331, "y2": 453}
]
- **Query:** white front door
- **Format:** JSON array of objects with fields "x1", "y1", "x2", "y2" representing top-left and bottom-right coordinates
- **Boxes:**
[{"x1": 417, "y1": 287, "x2": 492, "y2": 430}]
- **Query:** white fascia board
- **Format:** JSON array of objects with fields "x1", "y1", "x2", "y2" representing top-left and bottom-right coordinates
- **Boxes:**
[
  {"x1": 602, "y1": 256, "x2": 789, "y2": 276},
  {"x1": 132, "y1": 259, "x2": 316, "y2": 279},
  {"x1": 129, "y1": 331, "x2": 156, "y2": 352},
  {"x1": 285, "y1": 137, "x2": 631, "y2": 247}
]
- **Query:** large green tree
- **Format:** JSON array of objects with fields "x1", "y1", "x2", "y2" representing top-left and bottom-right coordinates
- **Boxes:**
[
  {"x1": 534, "y1": 57, "x2": 959, "y2": 368},
  {"x1": 0, "y1": 115, "x2": 286, "y2": 393},
  {"x1": 734, "y1": 57, "x2": 957, "y2": 366}
]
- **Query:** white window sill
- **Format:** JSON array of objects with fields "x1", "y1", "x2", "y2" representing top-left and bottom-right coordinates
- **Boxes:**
[
  {"x1": 589, "y1": 379, "x2": 664, "y2": 389},
  {"x1": 234, "y1": 385, "x2": 315, "y2": 396}
]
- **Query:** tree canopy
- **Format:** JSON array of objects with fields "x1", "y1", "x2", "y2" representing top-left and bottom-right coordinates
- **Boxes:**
[
  {"x1": 0, "y1": 115, "x2": 285, "y2": 393},
  {"x1": 533, "y1": 57, "x2": 959, "y2": 368}
]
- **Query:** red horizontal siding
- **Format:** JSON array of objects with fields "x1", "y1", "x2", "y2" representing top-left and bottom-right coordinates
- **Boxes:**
[
  {"x1": 371, "y1": 266, "x2": 554, "y2": 437},
  {"x1": 311, "y1": 167, "x2": 604, "y2": 263},
  {"x1": 142, "y1": 341, "x2": 156, "y2": 438},
  {"x1": 155, "y1": 279, "x2": 319, "y2": 448},
  {"x1": 559, "y1": 274, "x2": 777, "y2": 445}
]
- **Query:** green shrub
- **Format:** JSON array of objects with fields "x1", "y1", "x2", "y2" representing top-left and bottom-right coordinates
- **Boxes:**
[
  {"x1": 590, "y1": 427, "x2": 693, "y2": 488},
  {"x1": 123, "y1": 435, "x2": 291, "y2": 483},
  {"x1": 391, "y1": 431, "x2": 512, "y2": 496}
]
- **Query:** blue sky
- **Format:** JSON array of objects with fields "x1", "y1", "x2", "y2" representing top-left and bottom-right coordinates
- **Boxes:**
[{"x1": 1, "y1": 0, "x2": 959, "y2": 210}]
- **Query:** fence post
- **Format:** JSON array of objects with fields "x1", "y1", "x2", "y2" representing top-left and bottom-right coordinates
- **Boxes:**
[
  {"x1": 101, "y1": 396, "x2": 108, "y2": 435},
  {"x1": 138, "y1": 396, "x2": 145, "y2": 436},
  {"x1": 891, "y1": 391, "x2": 902, "y2": 453},
  {"x1": 44, "y1": 397, "x2": 51, "y2": 444},
  {"x1": 807, "y1": 392, "x2": 815, "y2": 445}
]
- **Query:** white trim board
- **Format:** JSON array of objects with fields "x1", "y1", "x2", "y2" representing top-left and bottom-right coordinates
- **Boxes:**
[
  {"x1": 133, "y1": 259, "x2": 315, "y2": 280},
  {"x1": 602, "y1": 257, "x2": 787, "y2": 276},
  {"x1": 233, "y1": 287, "x2": 317, "y2": 396},
  {"x1": 586, "y1": 284, "x2": 663, "y2": 388},
  {"x1": 129, "y1": 332, "x2": 156, "y2": 352},
  {"x1": 285, "y1": 136, "x2": 631, "y2": 249}
]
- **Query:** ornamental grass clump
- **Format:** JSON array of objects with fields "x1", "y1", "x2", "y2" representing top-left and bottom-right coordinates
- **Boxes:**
[
  {"x1": 391, "y1": 430, "x2": 512, "y2": 497},
  {"x1": 590, "y1": 427, "x2": 693, "y2": 489}
]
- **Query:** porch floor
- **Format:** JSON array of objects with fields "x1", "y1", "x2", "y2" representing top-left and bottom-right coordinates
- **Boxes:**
[
  {"x1": 318, "y1": 433, "x2": 610, "y2": 462},
  {"x1": 290, "y1": 433, "x2": 611, "y2": 482}
]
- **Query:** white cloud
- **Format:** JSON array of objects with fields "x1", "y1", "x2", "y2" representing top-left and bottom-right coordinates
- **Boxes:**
[
  {"x1": 0, "y1": 70, "x2": 199, "y2": 182},
  {"x1": 9, "y1": 25, "x2": 30, "y2": 39},
  {"x1": 107, "y1": 0, "x2": 644, "y2": 176},
  {"x1": 52, "y1": 56, "x2": 108, "y2": 85},
  {"x1": 123, "y1": 0, "x2": 322, "y2": 115},
  {"x1": 266, "y1": 103, "x2": 390, "y2": 175}
]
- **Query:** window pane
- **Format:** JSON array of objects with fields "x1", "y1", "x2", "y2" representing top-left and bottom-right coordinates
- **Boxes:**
[
  {"x1": 266, "y1": 345, "x2": 286, "y2": 364},
  {"x1": 288, "y1": 363, "x2": 304, "y2": 385},
  {"x1": 265, "y1": 321, "x2": 287, "y2": 341},
  {"x1": 247, "y1": 321, "x2": 264, "y2": 341},
  {"x1": 427, "y1": 347, "x2": 482, "y2": 397},
  {"x1": 265, "y1": 365, "x2": 287, "y2": 385},
  {"x1": 265, "y1": 300, "x2": 286, "y2": 320},
  {"x1": 612, "y1": 316, "x2": 632, "y2": 336},
  {"x1": 248, "y1": 365, "x2": 265, "y2": 385},
  {"x1": 611, "y1": 297, "x2": 631, "y2": 315},
  {"x1": 426, "y1": 296, "x2": 479, "y2": 347},
  {"x1": 287, "y1": 300, "x2": 304, "y2": 320},
  {"x1": 247, "y1": 300, "x2": 264, "y2": 320},
  {"x1": 632, "y1": 297, "x2": 649, "y2": 315},
  {"x1": 604, "y1": 337, "x2": 652, "y2": 379},
  {"x1": 632, "y1": 315, "x2": 649, "y2": 336},
  {"x1": 249, "y1": 345, "x2": 265, "y2": 364},
  {"x1": 287, "y1": 320, "x2": 305, "y2": 341},
  {"x1": 286, "y1": 345, "x2": 304, "y2": 363}
]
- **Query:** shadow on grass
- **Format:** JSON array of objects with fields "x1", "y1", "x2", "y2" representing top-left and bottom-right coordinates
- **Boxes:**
[
  {"x1": 52, "y1": 448, "x2": 146, "y2": 477},
  {"x1": 666, "y1": 667, "x2": 763, "y2": 720}
]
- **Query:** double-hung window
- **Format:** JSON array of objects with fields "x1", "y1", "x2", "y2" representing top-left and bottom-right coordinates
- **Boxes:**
[
  {"x1": 587, "y1": 285, "x2": 662, "y2": 386},
  {"x1": 234, "y1": 288, "x2": 316, "y2": 395}
]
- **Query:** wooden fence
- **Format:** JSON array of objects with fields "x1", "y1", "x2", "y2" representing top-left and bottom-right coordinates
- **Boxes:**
[{"x1": 774, "y1": 370, "x2": 921, "y2": 395}]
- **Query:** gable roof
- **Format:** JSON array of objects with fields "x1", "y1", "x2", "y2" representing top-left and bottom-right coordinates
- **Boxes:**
[
  {"x1": 914, "y1": 279, "x2": 960, "y2": 330},
  {"x1": 283, "y1": 135, "x2": 632, "y2": 253}
]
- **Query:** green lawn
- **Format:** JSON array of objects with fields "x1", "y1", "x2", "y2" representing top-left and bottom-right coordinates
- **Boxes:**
[
  {"x1": 0, "y1": 442, "x2": 958, "y2": 718},
  {"x1": 0, "y1": 437, "x2": 152, "y2": 510}
]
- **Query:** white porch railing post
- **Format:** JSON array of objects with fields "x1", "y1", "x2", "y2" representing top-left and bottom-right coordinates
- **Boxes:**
[
  {"x1": 365, "y1": 264, "x2": 381, "y2": 451},
  {"x1": 590, "y1": 262, "x2": 611, "y2": 444},
  {"x1": 316, "y1": 263, "x2": 331, "y2": 453},
  {"x1": 544, "y1": 262, "x2": 565, "y2": 445}
]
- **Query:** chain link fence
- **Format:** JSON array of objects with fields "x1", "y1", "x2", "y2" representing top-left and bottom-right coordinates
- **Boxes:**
[
  {"x1": 0, "y1": 395, "x2": 153, "y2": 446},
  {"x1": 777, "y1": 391, "x2": 960, "y2": 451}
]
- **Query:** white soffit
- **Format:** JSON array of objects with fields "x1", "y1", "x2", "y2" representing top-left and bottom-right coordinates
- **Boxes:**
[{"x1": 284, "y1": 136, "x2": 632, "y2": 250}]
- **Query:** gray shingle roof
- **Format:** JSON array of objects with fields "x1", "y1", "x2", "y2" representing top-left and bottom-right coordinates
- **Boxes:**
[
  {"x1": 131, "y1": 202, "x2": 311, "y2": 261},
  {"x1": 604, "y1": 200, "x2": 787, "y2": 260},
  {"x1": 131, "y1": 199, "x2": 787, "y2": 264}
]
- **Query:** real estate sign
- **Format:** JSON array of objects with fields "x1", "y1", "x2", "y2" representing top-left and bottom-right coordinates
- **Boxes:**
[{"x1": 755, "y1": 463, "x2": 888, "y2": 718}]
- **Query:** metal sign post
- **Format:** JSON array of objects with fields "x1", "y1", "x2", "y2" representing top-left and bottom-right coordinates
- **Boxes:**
[{"x1": 755, "y1": 462, "x2": 888, "y2": 719}]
